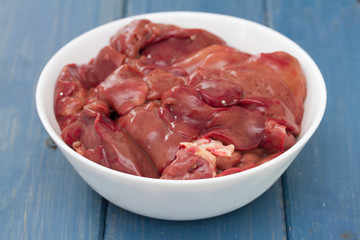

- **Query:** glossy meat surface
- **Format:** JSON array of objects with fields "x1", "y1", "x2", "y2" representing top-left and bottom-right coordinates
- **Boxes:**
[{"x1": 54, "y1": 19, "x2": 306, "y2": 179}]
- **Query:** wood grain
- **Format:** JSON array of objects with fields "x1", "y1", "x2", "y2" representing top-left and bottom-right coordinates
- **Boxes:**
[
  {"x1": 125, "y1": 0, "x2": 264, "y2": 22},
  {"x1": 103, "y1": 1, "x2": 287, "y2": 239},
  {"x1": 2, "y1": 0, "x2": 359, "y2": 239},
  {"x1": 0, "y1": 0, "x2": 123, "y2": 239},
  {"x1": 104, "y1": 181, "x2": 285, "y2": 240},
  {"x1": 270, "y1": 0, "x2": 360, "y2": 239}
]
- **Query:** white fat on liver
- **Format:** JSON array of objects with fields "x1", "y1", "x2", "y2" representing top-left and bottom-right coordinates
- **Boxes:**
[{"x1": 180, "y1": 138, "x2": 235, "y2": 175}]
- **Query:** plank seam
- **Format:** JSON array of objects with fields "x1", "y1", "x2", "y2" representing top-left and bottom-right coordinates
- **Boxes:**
[
  {"x1": 263, "y1": 0, "x2": 274, "y2": 28},
  {"x1": 100, "y1": 198, "x2": 108, "y2": 240},
  {"x1": 281, "y1": 176, "x2": 291, "y2": 240},
  {"x1": 121, "y1": 0, "x2": 128, "y2": 18},
  {"x1": 101, "y1": 1, "x2": 127, "y2": 239},
  {"x1": 263, "y1": 0, "x2": 288, "y2": 239}
]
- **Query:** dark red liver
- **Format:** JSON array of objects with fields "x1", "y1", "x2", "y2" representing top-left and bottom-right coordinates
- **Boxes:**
[{"x1": 54, "y1": 19, "x2": 306, "y2": 179}]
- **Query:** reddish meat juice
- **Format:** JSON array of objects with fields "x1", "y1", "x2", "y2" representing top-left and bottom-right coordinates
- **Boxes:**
[{"x1": 54, "y1": 19, "x2": 306, "y2": 179}]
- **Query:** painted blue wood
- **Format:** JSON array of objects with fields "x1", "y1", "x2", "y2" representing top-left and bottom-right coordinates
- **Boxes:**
[
  {"x1": 269, "y1": 0, "x2": 360, "y2": 239},
  {"x1": 102, "y1": 1, "x2": 287, "y2": 239},
  {"x1": 0, "y1": 0, "x2": 123, "y2": 239},
  {"x1": 4, "y1": 0, "x2": 359, "y2": 239},
  {"x1": 103, "y1": 181, "x2": 285, "y2": 240},
  {"x1": 125, "y1": 0, "x2": 265, "y2": 24}
]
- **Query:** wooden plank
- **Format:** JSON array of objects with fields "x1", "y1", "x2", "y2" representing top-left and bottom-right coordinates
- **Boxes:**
[
  {"x1": 104, "y1": 181, "x2": 285, "y2": 240},
  {"x1": 269, "y1": 0, "x2": 360, "y2": 239},
  {"x1": 0, "y1": 0, "x2": 123, "y2": 239},
  {"x1": 125, "y1": 0, "x2": 264, "y2": 23},
  {"x1": 103, "y1": 1, "x2": 287, "y2": 239}
]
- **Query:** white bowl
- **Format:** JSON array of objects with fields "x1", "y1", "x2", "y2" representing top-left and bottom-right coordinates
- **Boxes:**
[{"x1": 36, "y1": 11, "x2": 326, "y2": 220}]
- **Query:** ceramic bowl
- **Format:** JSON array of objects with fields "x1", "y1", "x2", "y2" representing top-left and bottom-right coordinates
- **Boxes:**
[{"x1": 36, "y1": 11, "x2": 326, "y2": 220}]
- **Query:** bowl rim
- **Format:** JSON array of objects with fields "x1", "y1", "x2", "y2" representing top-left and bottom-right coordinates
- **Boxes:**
[{"x1": 36, "y1": 11, "x2": 327, "y2": 186}]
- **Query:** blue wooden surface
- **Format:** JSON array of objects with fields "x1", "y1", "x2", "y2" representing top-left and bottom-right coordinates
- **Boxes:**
[
  {"x1": 270, "y1": 0, "x2": 360, "y2": 239},
  {"x1": 0, "y1": 0, "x2": 359, "y2": 239},
  {"x1": 0, "y1": 0, "x2": 122, "y2": 239}
]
